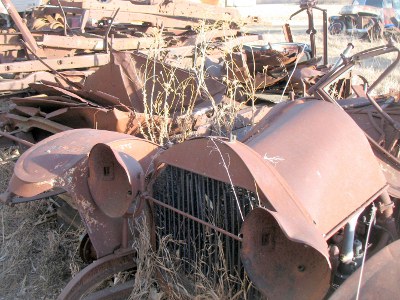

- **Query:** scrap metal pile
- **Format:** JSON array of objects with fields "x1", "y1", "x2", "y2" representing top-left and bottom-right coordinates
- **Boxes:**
[
  {"x1": 0, "y1": 0, "x2": 255, "y2": 90},
  {"x1": 1, "y1": 0, "x2": 400, "y2": 299},
  {"x1": 0, "y1": 0, "x2": 334, "y2": 144}
]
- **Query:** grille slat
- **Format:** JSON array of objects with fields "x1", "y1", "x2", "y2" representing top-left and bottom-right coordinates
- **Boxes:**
[{"x1": 153, "y1": 165, "x2": 260, "y2": 296}]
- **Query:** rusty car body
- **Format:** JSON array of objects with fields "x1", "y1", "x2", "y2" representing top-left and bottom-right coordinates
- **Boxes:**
[
  {"x1": 2, "y1": 93, "x2": 400, "y2": 299},
  {"x1": 3, "y1": 38, "x2": 400, "y2": 297}
]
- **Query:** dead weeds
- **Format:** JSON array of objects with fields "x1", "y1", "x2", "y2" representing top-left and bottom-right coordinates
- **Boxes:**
[{"x1": 0, "y1": 155, "x2": 84, "y2": 300}]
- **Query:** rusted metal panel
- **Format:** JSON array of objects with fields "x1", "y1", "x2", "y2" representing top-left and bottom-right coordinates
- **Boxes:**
[
  {"x1": 27, "y1": 82, "x2": 100, "y2": 106},
  {"x1": 308, "y1": 43, "x2": 400, "y2": 198},
  {"x1": 11, "y1": 106, "x2": 42, "y2": 117},
  {"x1": 283, "y1": 23, "x2": 293, "y2": 43},
  {"x1": 39, "y1": 0, "x2": 242, "y2": 30},
  {"x1": 83, "y1": 51, "x2": 226, "y2": 113},
  {"x1": 8, "y1": 129, "x2": 146, "y2": 196},
  {"x1": 41, "y1": 35, "x2": 164, "y2": 51},
  {"x1": 46, "y1": 107, "x2": 136, "y2": 133},
  {"x1": 224, "y1": 42, "x2": 315, "y2": 91},
  {"x1": 7, "y1": 101, "x2": 148, "y2": 137},
  {"x1": 1, "y1": 50, "x2": 228, "y2": 142},
  {"x1": 347, "y1": 101, "x2": 400, "y2": 198},
  {"x1": 0, "y1": 53, "x2": 110, "y2": 74},
  {"x1": 6, "y1": 113, "x2": 73, "y2": 133},
  {"x1": 0, "y1": 70, "x2": 92, "y2": 92}
]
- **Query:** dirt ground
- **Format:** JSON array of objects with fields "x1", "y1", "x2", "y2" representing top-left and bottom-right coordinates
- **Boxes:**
[{"x1": 0, "y1": 2, "x2": 399, "y2": 299}]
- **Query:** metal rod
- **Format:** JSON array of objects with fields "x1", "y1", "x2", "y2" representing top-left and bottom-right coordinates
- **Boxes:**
[
  {"x1": 312, "y1": 44, "x2": 398, "y2": 98},
  {"x1": 355, "y1": 205, "x2": 377, "y2": 300},
  {"x1": 331, "y1": 43, "x2": 354, "y2": 71},
  {"x1": 306, "y1": 8, "x2": 316, "y2": 59},
  {"x1": 366, "y1": 93, "x2": 400, "y2": 131},
  {"x1": 309, "y1": 62, "x2": 355, "y2": 97},
  {"x1": 322, "y1": 9, "x2": 328, "y2": 65},
  {"x1": 282, "y1": 24, "x2": 293, "y2": 43},
  {"x1": 0, "y1": 130, "x2": 34, "y2": 147},
  {"x1": 341, "y1": 214, "x2": 359, "y2": 263},
  {"x1": 145, "y1": 195, "x2": 242, "y2": 242},
  {"x1": 56, "y1": 0, "x2": 70, "y2": 36},
  {"x1": 10, "y1": 188, "x2": 66, "y2": 204},
  {"x1": 366, "y1": 134, "x2": 400, "y2": 168},
  {"x1": 105, "y1": 8, "x2": 120, "y2": 53},
  {"x1": 20, "y1": 40, "x2": 83, "y2": 90},
  {"x1": 366, "y1": 44, "x2": 400, "y2": 94},
  {"x1": 122, "y1": 217, "x2": 128, "y2": 249}
]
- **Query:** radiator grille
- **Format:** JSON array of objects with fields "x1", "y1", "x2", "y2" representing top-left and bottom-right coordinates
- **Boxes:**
[{"x1": 153, "y1": 165, "x2": 260, "y2": 294}]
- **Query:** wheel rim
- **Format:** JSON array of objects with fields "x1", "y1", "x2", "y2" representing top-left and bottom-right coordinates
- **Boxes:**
[{"x1": 57, "y1": 250, "x2": 136, "y2": 300}]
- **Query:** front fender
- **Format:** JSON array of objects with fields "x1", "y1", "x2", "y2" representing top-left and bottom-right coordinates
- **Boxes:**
[{"x1": 6, "y1": 129, "x2": 161, "y2": 257}]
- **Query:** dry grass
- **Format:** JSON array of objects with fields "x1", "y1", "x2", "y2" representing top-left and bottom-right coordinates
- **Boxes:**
[
  {"x1": 0, "y1": 3, "x2": 399, "y2": 299},
  {"x1": 128, "y1": 216, "x2": 253, "y2": 300},
  {"x1": 0, "y1": 155, "x2": 84, "y2": 300}
]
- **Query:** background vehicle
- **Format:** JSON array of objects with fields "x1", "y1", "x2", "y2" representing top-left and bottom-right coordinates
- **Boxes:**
[{"x1": 329, "y1": 0, "x2": 400, "y2": 40}]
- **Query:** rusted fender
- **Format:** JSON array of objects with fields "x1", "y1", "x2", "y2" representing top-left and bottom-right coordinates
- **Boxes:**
[
  {"x1": 330, "y1": 239, "x2": 400, "y2": 300},
  {"x1": 242, "y1": 100, "x2": 387, "y2": 236},
  {"x1": 6, "y1": 129, "x2": 160, "y2": 258},
  {"x1": 154, "y1": 100, "x2": 387, "y2": 299}
]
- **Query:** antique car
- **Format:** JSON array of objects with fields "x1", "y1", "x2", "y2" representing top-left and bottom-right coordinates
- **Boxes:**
[
  {"x1": 328, "y1": 0, "x2": 400, "y2": 39},
  {"x1": 2, "y1": 75, "x2": 400, "y2": 299}
]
